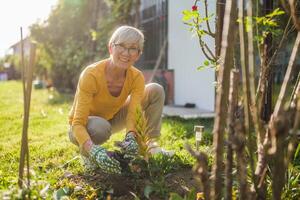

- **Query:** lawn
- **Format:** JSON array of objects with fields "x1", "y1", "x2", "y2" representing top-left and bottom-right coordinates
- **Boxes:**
[{"x1": 0, "y1": 81, "x2": 214, "y2": 199}]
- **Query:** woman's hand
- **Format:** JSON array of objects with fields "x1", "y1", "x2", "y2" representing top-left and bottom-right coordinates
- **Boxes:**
[
  {"x1": 119, "y1": 131, "x2": 139, "y2": 159},
  {"x1": 89, "y1": 145, "x2": 122, "y2": 174},
  {"x1": 82, "y1": 139, "x2": 122, "y2": 174}
]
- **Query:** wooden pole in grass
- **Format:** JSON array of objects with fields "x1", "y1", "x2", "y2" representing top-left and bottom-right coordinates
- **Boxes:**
[{"x1": 18, "y1": 27, "x2": 36, "y2": 188}]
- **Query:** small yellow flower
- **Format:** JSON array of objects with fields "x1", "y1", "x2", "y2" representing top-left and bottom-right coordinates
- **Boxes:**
[{"x1": 197, "y1": 192, "x2": 204, "y2": 200}]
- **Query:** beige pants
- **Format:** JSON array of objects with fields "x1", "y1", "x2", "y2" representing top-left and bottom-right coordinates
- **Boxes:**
[{"x1": 69, "y1": 83, "x2": 165, "y2": 146}]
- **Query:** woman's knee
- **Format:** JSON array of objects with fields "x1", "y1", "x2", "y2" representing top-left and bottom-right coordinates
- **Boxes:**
[
  {"x1": 145, "y1": 83, "x2": 165, "y2": 101},
  {"x1": 87, "y1": 116, "x2": 112, "y2": 145}
]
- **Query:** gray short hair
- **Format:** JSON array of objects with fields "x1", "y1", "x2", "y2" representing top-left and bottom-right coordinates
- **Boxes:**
[{"x1": 109, "y1": 25, "x2": 144, "y2": 51}]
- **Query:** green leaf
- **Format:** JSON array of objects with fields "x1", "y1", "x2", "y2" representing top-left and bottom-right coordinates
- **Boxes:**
[
  {"x1": 185, "y1": 188, "x2": 197, "y2": 200},
  {"x1": 53, "y1": 187, "x2": 71, "y2": 200},
  {"x1": 204, "y1": 60, "x2": 210, "y2": 66},
  {"x1": 294, "y1": 143, "x2": 300, "y2": 160},
  {"x1": 144, "y1": 185, "x2": 154, "y2": 199},
  {"x1": 255, "y1": 17, "x2": 264, "y2": 24},
  {"x1": 197, "y1": 66, "x2": 206, "y2": 71},
  {"x1": 182, "y1": 10, "x2": 193, "y2": 21},
  {"x1": 169, "y1": 193, "x2": 184, "y2": 200},
  {"x1": 269, "y1": 20, "x2": 278, "y2": 27},
  {"x1": 197, "y1": 29, "x2": 205, "y2": 36},
  {"x1": 266, "y1": 8, "x2": 285, "y2": 18},
  {"x1": 90, "y1": 29, "x2": 97, "y2": 41}
]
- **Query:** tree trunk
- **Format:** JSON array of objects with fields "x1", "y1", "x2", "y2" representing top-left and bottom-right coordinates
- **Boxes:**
[
  {"x1": 134, "y1": 0, "x2": 141, "y2": 27},
  {"x1": 225, "y1": 69, "x2": 239, "y2": 200},
  {"x1": 215, "y1": 0, "x2": 226, "y2": 58},
  {"x1": 211, "y1": 0, "x2": 237, "y2": 199}
]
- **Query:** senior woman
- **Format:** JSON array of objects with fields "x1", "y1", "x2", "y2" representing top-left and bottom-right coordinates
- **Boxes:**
[{"x1": 68, "y1": 26, "x2": 165, "y2": 174}]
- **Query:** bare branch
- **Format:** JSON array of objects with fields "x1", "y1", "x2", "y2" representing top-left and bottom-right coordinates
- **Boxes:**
[
  {"x1": 266, "y1": 17, "x2": 293, "y2": 68},
  {"x1": 290, "y1": 73, "x2": 300, "y2": 107},
  {"x1": 194, "y1": 10, "x2": 217, "y2": 62},
  {"x1": 269, "y1": 113, "x2": 290, "y2": 200},
  {"x1": 185, "y1": 144, "x2": 210, "y2": 200},
  {"x1": 287, "y1": 94, "x2": 300, "y2": 164},
  {"x1": 203, "y1": 29, "x2": 216, "y2": 37},
  {"x1": 288, "y1": 0, "x2": 300, "y2": 31},
  {"x1": 202, "y1": 39, "x2": 217, "y2": 60},
  {"x1": 234, "y1": 117, "x2": 251, "y2": 200},
  {"x1": 204, "y1": 0, "x2": 215, "y2": 37},
  {"x1": 238, "y1": 0, "x2": 257, "y2": 192},
  {"x1": 197, "y1": 34, "x2": 216, "y2": 61},
  {"x1": 280, "y1": 0, "x2": 291, "y2": 14},
  {"x1": 273, "y1": 32, "x2": 300, "y2": 117},
  {"x1": 247, "y1": 1, "x2": 267, "y2": 197}
]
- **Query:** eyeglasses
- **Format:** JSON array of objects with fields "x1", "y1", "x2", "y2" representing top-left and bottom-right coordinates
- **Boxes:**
[{"x1": 113, "y1": 43, "x2": 140, "y2": 56}]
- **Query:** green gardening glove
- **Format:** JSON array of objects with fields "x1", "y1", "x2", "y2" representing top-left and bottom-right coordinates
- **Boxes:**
[
  {"x1": 89, "y1": 145, "x2": 122, "y2": 174},
  {"x1": 119, "y1": 132, "x2": 139, "y2": 159}
]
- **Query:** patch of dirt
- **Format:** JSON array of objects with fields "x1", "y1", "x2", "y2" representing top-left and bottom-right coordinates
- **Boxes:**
[{"x1": 66, "y1": 168, "x2": 198, "y2": 199}]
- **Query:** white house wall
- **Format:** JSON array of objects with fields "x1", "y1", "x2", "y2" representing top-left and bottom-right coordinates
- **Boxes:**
[{"x1": 168, "y1": 0, "x2": 215, "y2": 112}]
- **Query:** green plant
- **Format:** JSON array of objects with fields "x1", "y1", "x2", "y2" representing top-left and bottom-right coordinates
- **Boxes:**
[
  {"x1": 281, "y1": 165, "x2": 300, "y2": 199},
  {"x1": 169, "y1": 188, "x2": 197, "y2": 200},
  {"x1": 0, "y1": 81, "x2": 213, "y2": 199},
  {"x1": 241, "y1": 8, "x2": 285, "y2": 44},
  {"x1": 182, "y1": 0, "x2": 216, "y2": 70},
  {"x1": 134, "y1": 106, "x2": 155, "y2": 162}
]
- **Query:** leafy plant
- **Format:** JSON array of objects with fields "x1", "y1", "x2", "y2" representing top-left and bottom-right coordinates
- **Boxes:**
[
  {"x1": 281, "y1": 165, "x2": 300, "y2": 199},
  {"x1": 169, "y1": 188, "x2": 197, "y2": 200},
  {"x1": 182, "y1": 0, "x2": 217, "y2": 67},
  {"x1": 240, "y1": 8, "x2": 285, "y2": 44},
  {"x1": 134, "y1": 106, "x2": 156, "y2": 162}
]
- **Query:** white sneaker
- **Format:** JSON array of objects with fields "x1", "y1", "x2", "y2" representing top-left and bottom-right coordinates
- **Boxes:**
[{"x1": 149, "y1": 141, "x2": 175, "y2": 157}]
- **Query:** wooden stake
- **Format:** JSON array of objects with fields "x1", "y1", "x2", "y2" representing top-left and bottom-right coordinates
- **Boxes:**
[{"x1": 18, "y1": 28, "x2": 36, "y2": 188}]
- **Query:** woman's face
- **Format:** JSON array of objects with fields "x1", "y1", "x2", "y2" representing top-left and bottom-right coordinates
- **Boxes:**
[{"x1": 109, "y1": 42, "x2": 141, "y2": 69}]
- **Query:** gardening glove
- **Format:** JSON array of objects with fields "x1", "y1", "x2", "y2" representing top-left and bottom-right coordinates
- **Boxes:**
[
  {"x1": 119, "y1": 132, "x2": 139, "y2": 159},
  {"x1": 89, "y1": 145, "x2": 122, "y2": 174}
]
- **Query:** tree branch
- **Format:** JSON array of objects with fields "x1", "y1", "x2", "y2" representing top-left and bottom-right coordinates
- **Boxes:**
[
  {"x1": 265, "y1": 17, "x2": 292, "y2": 69},
  {"x1": 204, "y1": 0, "x2": 215, "y2": 37},
  {"x1": 288, "y1": 0, "x2": 300, "y2": 31},
  {"x1": 197, "y1": 34, "x2": 216, "y2": 62},
  {"x1": 185, "y1": 144, "x2": 210, "y2": 200},
  {"x1": 211, "y1": 0, "x2": 237, "y2": 199},
  {"x1": 238, "y1": 0, "x2": 256, "y2": 192},
  {"x1": 273, "y1": 32, "x2": 300, "y2": 117}
]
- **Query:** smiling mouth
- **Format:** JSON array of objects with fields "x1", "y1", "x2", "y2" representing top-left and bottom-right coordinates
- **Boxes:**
[{"x1": 119, "y1": 57, "x2": 130, "y2": 63}]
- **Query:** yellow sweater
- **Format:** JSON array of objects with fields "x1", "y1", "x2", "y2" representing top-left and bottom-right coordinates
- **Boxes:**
[{"x1": 68, "y1": 59, "x2": 145, "y2": 146}]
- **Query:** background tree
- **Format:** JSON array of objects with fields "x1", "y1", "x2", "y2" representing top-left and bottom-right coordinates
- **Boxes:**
[{"x1": 30, "y1": 0, "x2": 140, "y2": 91}]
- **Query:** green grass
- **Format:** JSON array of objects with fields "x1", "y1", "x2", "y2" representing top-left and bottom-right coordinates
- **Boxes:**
[{"x1": 0, "y1": 81, "x2": 214, "y2": 199}]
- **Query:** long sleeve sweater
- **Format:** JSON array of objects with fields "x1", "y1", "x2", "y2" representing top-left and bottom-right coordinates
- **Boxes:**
[{"x1": 68, "y1": 59, "x2": 145, "y2": 146}]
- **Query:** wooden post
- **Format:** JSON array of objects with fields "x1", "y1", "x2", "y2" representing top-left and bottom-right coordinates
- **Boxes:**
[{"x1": 18, "y1": 28, "x2": 36, "y2": 188}]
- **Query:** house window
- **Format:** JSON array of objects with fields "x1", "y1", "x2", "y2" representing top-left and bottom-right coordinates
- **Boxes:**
[{"x1": 136, "y1": 0, "x2": 168, "y2": 70}]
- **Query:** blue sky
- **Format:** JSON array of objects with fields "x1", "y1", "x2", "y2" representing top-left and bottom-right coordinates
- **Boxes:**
[{"x1": 0, "y1": 0, "x2": 57, "y2": 57}]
